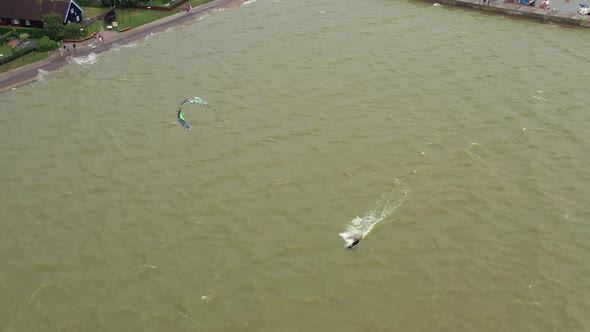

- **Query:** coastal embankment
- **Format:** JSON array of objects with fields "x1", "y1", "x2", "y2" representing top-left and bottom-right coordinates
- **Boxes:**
[
  {"x1": 418, "y1": 0, "x2": 590, "y2": 27},
  {"x1": 0, "y1": 0, "x2": 248, "y2": 91}
]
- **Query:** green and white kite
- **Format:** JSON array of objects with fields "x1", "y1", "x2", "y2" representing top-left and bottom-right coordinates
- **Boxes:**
[{"x1": 177, "y1": 97, "x2": 210, "y2": 130}]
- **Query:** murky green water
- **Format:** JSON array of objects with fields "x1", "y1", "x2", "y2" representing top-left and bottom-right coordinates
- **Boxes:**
[{"x1": 2, "y1": 0, "x2": 590, "y2": 330}]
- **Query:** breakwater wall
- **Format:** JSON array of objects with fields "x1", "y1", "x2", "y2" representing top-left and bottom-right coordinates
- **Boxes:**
[{"x1": 418, "y1": 0, "x2": 590, "y2": 28}]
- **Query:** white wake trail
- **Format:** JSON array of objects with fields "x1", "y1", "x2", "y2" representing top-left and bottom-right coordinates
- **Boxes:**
[{"x1": 340, "y1": 179, "x2": 411, "y2": 248}]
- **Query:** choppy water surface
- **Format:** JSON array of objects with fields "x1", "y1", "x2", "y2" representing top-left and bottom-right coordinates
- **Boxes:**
[{"x1": 2, "y1": 0, "x2": 590, "y2": 330}]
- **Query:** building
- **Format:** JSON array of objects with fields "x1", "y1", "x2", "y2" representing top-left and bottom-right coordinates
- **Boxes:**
[{"x1": 0, "y1": 0, "x2": 84, "y2": 29}]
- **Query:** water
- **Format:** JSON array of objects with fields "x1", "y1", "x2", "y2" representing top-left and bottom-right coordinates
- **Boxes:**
[{"x1": 2, "y1": 0, "x2": 590, "y2": 330}]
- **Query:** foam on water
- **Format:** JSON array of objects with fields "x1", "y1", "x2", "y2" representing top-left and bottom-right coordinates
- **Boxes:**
[
  {"x1": 195, "y1": 13, "x2": 210, "y2": 20},
  {"x1": 111, "y1": 42, "x2": 140, "y2": 51},
  {"x1": 36, "y1": 69, "x2": 49, "y2": 81},
  {"x1": 66, "y1": 53, "x2": 99, "y2": 65},
  {"x1": 339, "y1": 179, "x2": 412, "y2": 248}
]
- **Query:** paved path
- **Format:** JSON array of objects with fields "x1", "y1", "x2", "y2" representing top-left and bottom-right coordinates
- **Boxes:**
[{"x1": 0, "y1": 0, "x2": 246, "y2": 91}]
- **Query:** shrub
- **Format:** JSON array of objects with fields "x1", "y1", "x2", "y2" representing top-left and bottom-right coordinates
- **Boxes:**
[
  {"x1": 0, "y1": 26, "x2": 16, "y2": 35},
  {"x1": 101, "y1": 0, "x2": 139, "y2": 7},
  {"x1": 0, "y1": 46, "x2": 34, "y2": 64},
  {"x1": 14, "y1": 27, "x2": 47, "y2": 39},
  {"x1": 19, "y1": 33, "x2": 30, "y2": 42},
  {"x1": 0, "y1": 29, "x2": 16, "y2": 44},
  {"x1": 0, "y1": 27, "x2": 47, "y2": 39},
  {"x1": 36, "y1": 36, "x2": 59, "y2": 52}
]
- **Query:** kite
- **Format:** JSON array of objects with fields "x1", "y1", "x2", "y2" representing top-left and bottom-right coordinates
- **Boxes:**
[{"x1": 176, "y1": 97, "x2": 210, "y2": 130}]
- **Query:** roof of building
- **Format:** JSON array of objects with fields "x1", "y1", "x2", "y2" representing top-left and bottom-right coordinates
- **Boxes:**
[{"x1": 0, "y1": 0, "x2": 76, "y2": 22}]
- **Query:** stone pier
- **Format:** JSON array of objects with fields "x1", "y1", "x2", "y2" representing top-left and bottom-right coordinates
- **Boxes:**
[{"x1": 418, "y1": 0, "x2": 590, "y2": 28}]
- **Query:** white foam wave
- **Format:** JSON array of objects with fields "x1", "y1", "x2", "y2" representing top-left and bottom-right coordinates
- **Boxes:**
[
  {"x1": 195, "y1": 13, "x2": 210, "y2": 20},
  {"x1": 244, "y1": 0, "x2": 257, "y2": 5},
  {"x1": 36, "y1": 69, "x2": 49, "y2": 81},
  {"x1": 522, "y1": 127, "x2": 543, "y2": 136},
  {"x1": 339, "y1": 179, "x2": 411, "y2": 248},
  {"x1": 66, "y1": 53, "x2": 99, "y2": 65},
  {"x1": 532, "y1": 90, "x2": 546, "y2": 101},
  {"x1": 111, "y1": 42, "x2": 139, "y2": 51}
]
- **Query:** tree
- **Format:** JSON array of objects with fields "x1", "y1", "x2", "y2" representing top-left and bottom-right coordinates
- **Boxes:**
[
  {"x1": 42, "y1": 13, "x2": 64, "y2": 41},
  {"x1": 76, "y1": 0, "x2": 100, "y2": 5},
  {"x1": 124, "y1": 0, "x2": 139, "y2": 8},
  {"x1": 62, "y1": 23, "x2": 84, "y2": 39}
]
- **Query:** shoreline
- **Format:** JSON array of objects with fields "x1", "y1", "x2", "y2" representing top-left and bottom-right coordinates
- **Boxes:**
[{"x1": 0, "y1": 0, "x2": 248, "y2": 92}]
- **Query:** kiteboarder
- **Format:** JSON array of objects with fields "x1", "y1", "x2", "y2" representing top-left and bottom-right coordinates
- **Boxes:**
[{"x1": 347, "y1": 237, "x2": 360, "y2": 249}]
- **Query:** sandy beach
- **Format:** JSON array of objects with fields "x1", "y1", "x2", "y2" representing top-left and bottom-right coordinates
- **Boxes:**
[{"x1": 0, "y1": 0, "x2": 248, "y2": 91}]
